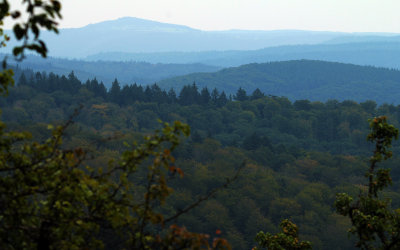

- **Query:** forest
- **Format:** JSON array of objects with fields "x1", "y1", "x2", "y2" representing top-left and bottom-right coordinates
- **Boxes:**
[
  {"x1": 4, "y1": 69, "x2": 400, "y2": 249},
  {"x1": 3, "y1": 1, "x2": 400, "y2": 249}
]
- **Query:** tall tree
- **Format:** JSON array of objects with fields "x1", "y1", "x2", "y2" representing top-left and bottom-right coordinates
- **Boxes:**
[
  {"x1": 335, "y1": 116, "x2": 400, "y2": 249},
  {"x1": 178, "y1": 83, "x2": 200, "y2": 106},
  {"x1": 216, "y1": 91, "x2": 228, "y2": 107},
  {"x1": 200, "y1": 87, "x2": 211, "y2": 105},
  {"x1": 234, "y1": 87, "x2": 248, "y2": 101},
  {"x1": 17, "y1": 72, "x2": 27, "y2": 86},
  {"x1": 211, "y1": 88, "x2": 219, "y2": 105},
  {"x1": 251, "y1": 88, "x2": 264, "y2": 100},
  {"x1": 109, "y1": 78, "x2": 121, "y2": 104},
  {"x1": 167, "y1": 88, "x2": 177, "y2": 103}
]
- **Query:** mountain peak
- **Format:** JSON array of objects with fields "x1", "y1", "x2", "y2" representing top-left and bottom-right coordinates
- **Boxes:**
[{"x1": 83, "y1": 17, "x2": 197, "y2": 32}]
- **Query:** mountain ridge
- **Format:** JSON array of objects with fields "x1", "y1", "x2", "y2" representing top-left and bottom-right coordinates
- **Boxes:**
[
  {"x1": 86, "y1": 41, "x2": 400, "y2": 69},
  {"x1": 80, "y1": 17, "x2": 197, "y2": 32},
  {"x1": 7, "y1": 17, "x2": 399, "y2": 58}
]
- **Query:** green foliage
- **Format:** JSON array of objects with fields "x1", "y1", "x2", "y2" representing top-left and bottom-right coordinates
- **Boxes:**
[
  {"x1": 335, "y1": 116, "x2": 400, "y2": 249},
  {"x1": 0, "y1": 113, "x2": 232, "y2": 249},
  {"x1": 254, "y1": 219, "x2": 312, "y2": 250},
  {"x1": 2, "y1": 0, "x2": 61, "y2": 59},
  {"x1": 0, "y1": 68, "x2": 14, "y2": 94}
]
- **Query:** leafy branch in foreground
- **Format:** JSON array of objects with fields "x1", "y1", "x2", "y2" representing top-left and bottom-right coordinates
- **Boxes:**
[
  {"x1": 0, "y1": 117, "x2": 235, "y2": 249},
  {"x1": 335, "y1": 116, "x2": 400, "y2": 249},
  {"x1": 1, "y1": 0, "x2": 61, "y2": 60},
  {"x1": 1, "y1": 0, "x2": 62, "y2": 95},
  {"x1": 254, "y1": 219, "x2": 312, "y2": 250}
]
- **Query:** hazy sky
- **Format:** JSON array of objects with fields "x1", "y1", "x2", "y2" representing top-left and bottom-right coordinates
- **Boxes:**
[{"x1": 8, "y1": 0, "x2": 400, "y2": 32}]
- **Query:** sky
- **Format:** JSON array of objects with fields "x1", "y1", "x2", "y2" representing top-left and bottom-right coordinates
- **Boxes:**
[{"x1": 7, "y1": 0, "x2": 400, "y2": 32}]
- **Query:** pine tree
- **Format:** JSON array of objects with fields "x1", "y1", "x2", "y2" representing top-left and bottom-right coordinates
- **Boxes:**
[{"x1": 234, "y1": 87, "x2": 248, "y2": 101}]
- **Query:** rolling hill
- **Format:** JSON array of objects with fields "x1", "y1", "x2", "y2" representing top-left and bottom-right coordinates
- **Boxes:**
[
  {"x1": 5, "y1": 54, "x2": 220, "y2": 86},
  {"x1": 86, "y1": 42, "x2": 400, "y2": 69},
  {"x1": 157, "y1": 60, "x2": 400, "y2": 104}
]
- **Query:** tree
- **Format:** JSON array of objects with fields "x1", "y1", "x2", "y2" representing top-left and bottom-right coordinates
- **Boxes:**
[
  {"x1": 293, "y1": 100, "x2": 311, "y2": 111},
  {"x1": 109, "y1": 78, "x2": 121, "y2": 104},
  {"x1": 167, "y1": 88, "x2": 177, "y2": 103},
  {"x1": 178, "y1": 83, "x2": 200, "y2": 106},
  {"x1": 251, "y1": 88, "x2": 264, "y2": 100},
  {"x1": 216, "y1": 91, "x2": 228, "y2": 107},
  {"x1": 254, "y1": 219, "x2": 312, "y2": 250},
  {"x1": 234, "y1": 87, "x2": 248, "y2": 101},
  {"x1": 200, "y1": 87, "x2": 211, "y2": 105},
  {"x1": 211, "y1": 88, "x2": 220, "y2": 105},
  {"x1": 335, "y1": 116, "x2": 400, "y2": 249},
  {"x1": 17, "y1": 72, "x2": 27, "y2": 85}
]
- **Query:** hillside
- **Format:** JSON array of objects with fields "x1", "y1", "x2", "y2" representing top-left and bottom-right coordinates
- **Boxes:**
[
  {"x1": 5, "y1": 54, "x2": 220, "y2": 86},
  {"x1": 157, "y1": 60, "x2": 400, "y2": 104},
  {"x1": 87, "y1": 42, "x2": 400, "y2": 69}
]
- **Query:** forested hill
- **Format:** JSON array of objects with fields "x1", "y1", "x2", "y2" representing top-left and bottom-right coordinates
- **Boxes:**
[
  {"x1": 87, "y1": 42, "x2": 400, "y2": 69},
  {"x1": 158, "y1": 60, "x2": 400, "y2": 104},
  {"x1": 4, "y1": 54, "x2": 220, "y2": 86}
]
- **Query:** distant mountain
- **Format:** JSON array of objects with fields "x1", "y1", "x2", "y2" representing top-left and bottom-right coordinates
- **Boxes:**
[
  {"x1": 157, "y1": 60, "x2": 400, "y2": 104},
  {"x1": 5, "y1": 54, "x2": 220, "y2": 86},
  {"x1": 7, "y1": 17, "x2": 396, "y2": 58},
  {"x1": 87, "y1": 42, "x2": 400, "y2": 69},
  {"x1": 323, "y1": 35, "x2": 400, "y2": 44},
  {"x1": 81, "y1": 17, "x2": 196, "y2": 32}
]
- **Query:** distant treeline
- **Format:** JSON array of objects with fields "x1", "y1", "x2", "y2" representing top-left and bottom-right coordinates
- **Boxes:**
[
  {"x1": 3, "y1": 53, "x2": 220, "y2": 86},
  {"x1": 17, "y1": 70, "x2": 268, "y2": 107}
]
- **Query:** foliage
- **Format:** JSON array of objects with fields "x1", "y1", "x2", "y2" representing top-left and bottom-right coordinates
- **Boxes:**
[
  {"x1": 0, "y1": 116, "x2": 228, "y2": 249},
  {"x1": 254, "y1": 219, "x2": 312, "y2": 250},
  {"x1": 1, "y1": 0, "x2": 62, "y2": 96},
  {"x1": 335, "y1": 116, "x2": 400, "y2": 249}
]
